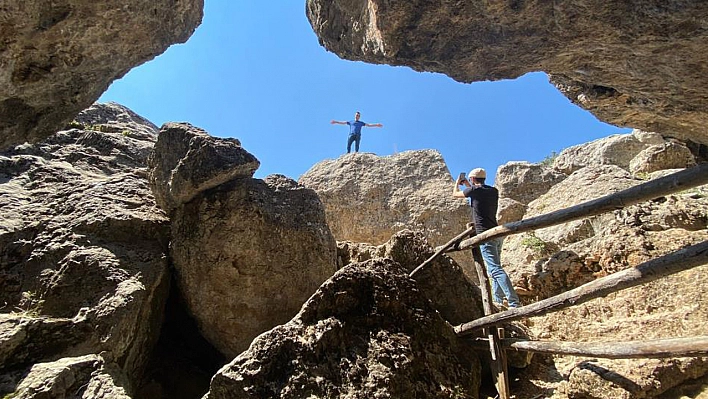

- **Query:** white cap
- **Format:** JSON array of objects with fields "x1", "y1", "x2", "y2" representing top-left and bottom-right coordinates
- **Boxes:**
[{"x1": 469, "y1": 168, "x2": 486, "y2": 179}]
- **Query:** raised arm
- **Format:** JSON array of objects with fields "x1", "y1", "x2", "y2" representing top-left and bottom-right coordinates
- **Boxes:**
[
  {"x1": 330, "y1": 120, "x2": 348, "y2": 125},
  {"x1": 365, "y1": 123, "x2": 383, "y2": 128},
  {"x1": 452, "y1": 178, "x2": 470, "y2": 198}
]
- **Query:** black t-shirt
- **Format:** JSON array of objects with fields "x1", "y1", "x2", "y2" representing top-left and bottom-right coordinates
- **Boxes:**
[{"x1": 463, "y1": 185, "x2": 499, "y2": 233}]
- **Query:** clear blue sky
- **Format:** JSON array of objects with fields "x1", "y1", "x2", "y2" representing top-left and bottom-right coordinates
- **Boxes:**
[{"x1": 100, "y1": 1, "x2": 629, "y2": 183}]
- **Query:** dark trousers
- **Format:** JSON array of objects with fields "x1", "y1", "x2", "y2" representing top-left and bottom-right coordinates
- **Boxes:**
[{"x1": 347, "y1": 133, "x2": 361, "y2": 153}]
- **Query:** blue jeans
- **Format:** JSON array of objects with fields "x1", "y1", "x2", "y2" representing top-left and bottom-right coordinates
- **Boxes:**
[
  {"x1": 479, "y1": 237, "x2": 520, "y2": 308},
  {"x1": 347, "y1": 133, "x2": 361, "y2": 153}
]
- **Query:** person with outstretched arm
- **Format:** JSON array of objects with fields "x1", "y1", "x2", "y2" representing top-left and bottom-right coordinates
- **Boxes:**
[
  {"x1": 453, "y1": 168, "x2": 521, "y2": 308},
  {"x1": 331, "y1": 111, "x2": 383, "y2": 153}
]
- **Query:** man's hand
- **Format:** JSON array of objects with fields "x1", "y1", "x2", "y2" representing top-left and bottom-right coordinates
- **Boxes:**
[{"x1": 453, "y1": 177, "x2": 471, "y2": 198}]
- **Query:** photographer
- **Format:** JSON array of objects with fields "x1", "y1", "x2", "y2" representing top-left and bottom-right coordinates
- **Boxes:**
[{"x1": 453, "y1": 168, "x2": 520, "y2": 308}]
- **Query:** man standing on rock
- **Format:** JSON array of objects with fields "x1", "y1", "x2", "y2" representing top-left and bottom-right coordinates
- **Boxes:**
[
  {"x1": 330, "y1": 111, "x2": 383, "y2": 153},
  {"x1": 453, "y1": 168, "x2": 521, "y2": 308}
]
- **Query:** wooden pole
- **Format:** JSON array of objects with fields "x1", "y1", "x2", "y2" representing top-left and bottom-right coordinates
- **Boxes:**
[
  {"x1": 456, "y1": 240, "x2": 708, "y2": 336},
  {"x1": 454, "y1": 163, "x2": 708, "y2": 253},
  {"x1": 469, "y1": 337, "x2": 708, "y2": 359},
  {"x1": 471, "y1": 246, "x2": 511, "y2": 399},
  {"x1": 471, "y1": 247, "x2": 495, "y2": 317},
  {"x1": 410, "y1": 163, "x2": 708, "y2": 278},
  {"x1": 409, "y1": 225, "x2": 476, "y2": 277}
]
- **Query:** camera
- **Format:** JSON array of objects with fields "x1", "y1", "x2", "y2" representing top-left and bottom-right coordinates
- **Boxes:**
[{"x1": 458, "y1": 172, "x2": 466, "y2": 182}]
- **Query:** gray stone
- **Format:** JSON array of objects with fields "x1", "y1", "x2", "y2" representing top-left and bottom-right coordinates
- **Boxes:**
[
  {"x1": 299, "y1": 149, "x2": 473, "y2": 273},
  {"x1": 74, "y1": 102, "x2": 159, "y2": 140},
  {"x1": 528, "y1": 165, "x2": 639, "y2": 246},
  {"x1": 299, "y1": 150, "x2": 469, "y2": 246},
  {"x1": 171, "y1": 174, "x2": 337, "y2": 358},
  {"x1": 497, "y1": 197, "x2": 527, "y2": 225},
  {"x1": 545, "y1": 259, "x2": 708, "y2": 399},
  {"x1": 0, "y1": 103, "x2": 169, "y2": 385},
  {"x1": 632, "y1": 129, "x2": 666, "y2": 146},
  {"x1": 337, "y1": 229, "x2": 485, "y2": 326},
  {"x1": 306, "y1": 0, "x2": 708, "y2": 145},
  {"x1": 203, "y1": 259, "x2": 481, "y2": 399},
  {"x1": 148, "y1": 122, "x2": 260, "y2": 212},
  {"x1": 5, "y1": 354, "x2": 131, "y2": 399},
  {"x1": 496, "y1": 161, "x2": 566, "y2": 205},
  {"x1": 499, "y1": 163, "x2": 708, "y2": 397},
  {"x1": 338, "y1": 230, "x2": 535, "y2": 370},
  {"x1": 553, "y1": 133, "x2": 650, "y2": 174},
  {"x1": 0, "y1": 0, "x2": 203, "y2": 149},
  {"x1": 629, "y1": 141, "x2": 697, "y2": 175},
  {"x1": 502, "y1": 165, "x2": 642, "y2": 298}
]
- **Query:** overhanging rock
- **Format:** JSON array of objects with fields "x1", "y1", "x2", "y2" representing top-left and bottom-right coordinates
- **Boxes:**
[
  {"x1": 306, "y1": 0, "x2": 708, "y2": 145},
  {"x1": 0, "y1": 0, "x2": 204, "y2": 149}
]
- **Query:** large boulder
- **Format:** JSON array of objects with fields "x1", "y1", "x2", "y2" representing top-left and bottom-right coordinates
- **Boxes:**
[
  {"x1": 73, "y1": 101, "x2": 160, "y2": 140},
  {"x1": 0, "y1": 0, "x2": 203, "y2": 149},
  {"x1": 4, "y1": 354, "x2": 131, "y2": 399},
  {"x1": 497, "y1": 197, "x2": 527, "y2": 225},
  {"x1": 148, "y1": 122, "x2": 260, "y2": 212},
  {"x1": 170, "y1": 174, "x2": 337, "y2": 358},
  {"x1": 299, "y1": 150, "x2": 472, "y2": 271},
  {"x1": 338, "y1": 229, "x2": 534, "y2": 370},
  {"x1": 306, "y1": 1, "x2": 708, "y2": 145},
  {"x1": 203, "y1": 259, "x2": 482, "y2": 399},
  {"x1": 337, "y1": 229, "x2": 485, "y2": 326},
  {"x1": 629, "y1": 141, "x2": 697, "y2": 175},
  {"x1": 495, "y1": 161, "x2": 566, "y2": 205},
  {"x1": 0, "y1": 103, "x2": 170, "y2": 396},
  {"x1": 493, "y1": 132, "x2": 694, "y2": 227},
  {"x1": 525, "y1": 165, "x2": 640, "y2": 246},
  {"x1": 564, "y1": 356, "x2": 708, "y2": 399},
  {"x1": 528, "y1": 242, "x2": 708, "y2": 399},
  {"x1": 552, "y1": 131, "x2": 657, "y2": 175}
]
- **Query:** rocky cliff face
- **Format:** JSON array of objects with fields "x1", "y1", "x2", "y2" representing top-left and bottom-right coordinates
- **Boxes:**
[
  {"x1": 3, "y1": 1, "x2": 708, "y2": 396},
  {"x1": 294, "y1": 126, "x2": 706, "y2": 398},
  {"x1": 0, "y1": 104, "x2": 342, "y2": 398},
  {"x1": 0, "y1": 103, "x2": 169, "y2": 397},
  {"x1": 0, "y1": 0, "x2": 204, "y2": 149},
  {"x1": 2, "y1": 102, "x2": 705, "y2": 399},
  {"x1": 493, "y1": 132, "x2": 708, "y2": 398},
  {"x1": 306, "y1": 0, "x2": 708, "y2": 146}
]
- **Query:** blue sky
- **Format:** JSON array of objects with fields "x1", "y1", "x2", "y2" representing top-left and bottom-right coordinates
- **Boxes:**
[{"x1": 100, "y1": 1, "x2": 629, "y2": 183}]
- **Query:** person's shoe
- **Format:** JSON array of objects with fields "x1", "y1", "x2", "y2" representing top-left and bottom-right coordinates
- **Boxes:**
[{"x1": 493, "y1": 302, "x2": 508, "y2": 311}]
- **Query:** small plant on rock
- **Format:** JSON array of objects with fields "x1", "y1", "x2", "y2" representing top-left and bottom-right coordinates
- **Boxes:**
[
  {"x1": 521, "y1": 233, "x2": 550, "y2": 258},
  {"x1": 13, "y1": 291, "x2": 44, "y2": 317},
  {"x1": 539, "y1": 150, "x2": 559, "y2": 167},
  {"x1": 634, "y1": 171, "x2": 650, "y2": 180},
  {"x1": 65, "y1": 120, "x2": 85, "y2": 130}
]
